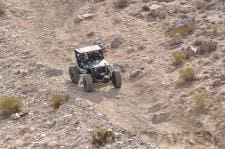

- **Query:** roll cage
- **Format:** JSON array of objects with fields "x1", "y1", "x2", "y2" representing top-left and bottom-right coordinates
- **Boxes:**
[{"x1": 74, "y1": 45, "x2": 104, "y2": 70}]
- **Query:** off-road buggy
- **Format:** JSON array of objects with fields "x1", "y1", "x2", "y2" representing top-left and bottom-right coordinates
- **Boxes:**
[{"x1": 69, "y1": 45, "x2": 122, "y2": 92}]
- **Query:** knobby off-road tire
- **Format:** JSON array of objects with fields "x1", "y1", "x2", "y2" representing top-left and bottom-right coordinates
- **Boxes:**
[
  {"x1": 69, "y1": 66, "x2": 80, "y2": 85},
  {"x1": 83, "y1": 74, "x2": 94, "y2": 92},
  {"x1": 112, "y1": 70, "x2": 122, "y2": 88}
]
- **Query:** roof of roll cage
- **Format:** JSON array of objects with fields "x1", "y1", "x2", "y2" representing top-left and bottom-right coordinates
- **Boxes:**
[{"x1": 75, "y1": 45, "x2": 102, "y2": 53}]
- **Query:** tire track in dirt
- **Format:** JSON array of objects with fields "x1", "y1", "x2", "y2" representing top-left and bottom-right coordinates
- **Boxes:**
[
  {"x1": 28, "y1": 0, "x2": 171, "y2": 137},
  {"x1": 25, "y1": 0, "x2": 206, "y2": 148}
]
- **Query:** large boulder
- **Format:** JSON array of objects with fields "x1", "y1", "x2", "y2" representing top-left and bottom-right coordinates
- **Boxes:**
[
  {"x1": 151, "y1": 113, "x2": 170, "y2": 124},
  {"x1": 130, "y1": 69, "x2": 145, "y2": 79},
  {"x1": 149, "y1": 4, "x2": 167, "y2": 18},
  {"x1": 166, "y1": 15, "x2": 196, "y2": 37},
  {"x1": 193, "y1": 37, "x2": 217, "y2": 54},
  {"x1": 111, "y1": 36, "x2": 123, "y2": 49},
  {"x1": 169, "y1": 34, "x2": 183, "y2": 46},
  {"x1": 179, "y1": 5, "x2": 192, "y2": 14},
  {"x1": 20, "y1": 86, "x2": 37, "y2": 95},
  {"x1": 173, "y1": 15, "x2": 196, "y2": 32},
  {"x1": 182, "y1": 37, "x2": 217, "y2": 59},
  {"x1": 74, "y1": 13, "x2": 96, "y2": 23},
  {"x1": 182, "y1": 46, "x2": 197, "y2": 59},
  {"x1": 142, "y1": 3, "x2": 151, "y2": 11},
  {"x1": 142, "y1": 3, "x2": 167, "y2": 19}
]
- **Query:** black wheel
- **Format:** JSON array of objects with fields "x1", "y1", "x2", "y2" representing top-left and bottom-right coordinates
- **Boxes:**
[
  {"x1": 69, "y1": 66, "x2": 80, "y2": 85},
  {"x1": 112, "y1": 70, "x2": 122, "y2": 88},
  {"x1": 83, "y1": 74, "x2": 94, "y2": 92}
]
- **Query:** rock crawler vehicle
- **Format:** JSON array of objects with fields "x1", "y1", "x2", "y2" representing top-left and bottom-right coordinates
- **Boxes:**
[{"x1": 69, "y1": 45, "x2": 122, "y2": 92}]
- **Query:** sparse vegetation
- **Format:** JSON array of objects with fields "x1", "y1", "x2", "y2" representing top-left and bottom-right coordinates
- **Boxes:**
[
  {"x1": 179, "y1": 6, "x2": 191, "y2": 14},
  {"x1": 51, "y1": 91, "x2": 69, "y2": 110},
  {"x1": 114, "y1": 0, "x2": 128, "y2": 9},
  {"x1": 92, "y1": 129, "x2": 114, "y2": 148},
  {"x1": 113, "y1": 17, "x2": 122, "y2": 25},
  {"x1": 192, "y1": 0, "x2": 206, "y2": 10},
  {"x1": 172, "y1": 51, "x2": 185, "y2": 65},
  {"x1": 179, "y1": 66, "x2": 195, "y2": 82},
  {"x1": 0, "y1": 2, "x2": 6, "y2": 14},
  {"x1": 1, "y1": 0, "x2": 225, "y2": 147},
  {"x1": 0, "y1": 96, "x2": 22, "y2": 117},
  {"x1": 192, "y1": 91, "x2": 208, "y2": 112},
  {"x1": 166, "y1": 27, "x2": 190, "y2": 37}
]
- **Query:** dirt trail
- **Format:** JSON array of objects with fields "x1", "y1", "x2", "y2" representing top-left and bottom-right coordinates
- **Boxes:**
[
  {"x1": 26, "y1": 0, "x2": 179, "y2": 145},
  {"x1": 14, "y1": 0, "x2": 215, "y2": 148}
]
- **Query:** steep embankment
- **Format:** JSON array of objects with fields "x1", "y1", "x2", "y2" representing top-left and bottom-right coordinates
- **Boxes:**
[
  {"x1": 0, "y1": 0, "x2": 158, "y2": 148},
  {"x1": 1, "y1": 0, "x2": 225, "y2": 148}
]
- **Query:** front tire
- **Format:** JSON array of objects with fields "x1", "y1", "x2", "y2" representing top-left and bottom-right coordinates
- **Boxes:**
[
  {"x1": 69, "y1": 66, "x2": 80, "y2": 85},
  {"x1": 112, "y1": 71, "x2": 122, "y2": 88},
  {"x1": 83, "y1": 74, "x2": 94, "y2": 92}
]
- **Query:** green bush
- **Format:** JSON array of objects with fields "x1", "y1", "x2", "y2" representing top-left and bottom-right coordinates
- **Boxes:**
[
  {"x1": 192, "y1": 91, "x2": 208, "y2": 112},
  {"x1": 179, "y1": 67, "x2": 195, "y2": 82},
  {"x1": 0, "y1": 96, "x2": 22, "y2": 117},
  {"x1": 51, "y1": 91, "x2": 69, "y2": 110},
  {"x1": 92, "y1": 129, "x2": 114, "y2": 147},
  {"x1": 166, "y1": 27, "x2": 190, "y2": 37},
  {"x1": 172, "y1": 51, "x2": 185, "y2": 65},
  {"x1": 0, "y1": 2, "x2": 6, "y2": 14}
]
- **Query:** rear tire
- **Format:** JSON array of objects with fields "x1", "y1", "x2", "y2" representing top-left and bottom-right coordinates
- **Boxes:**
[
  {"x1": 83, "y1": 74, "x2": 94, "y2": 92},
  {"x1": 112, "y1": 71, "x2": 122, "y2": 88},
  {"x1": 69, "y1": 66, "x2": 80, "y2": 85}
]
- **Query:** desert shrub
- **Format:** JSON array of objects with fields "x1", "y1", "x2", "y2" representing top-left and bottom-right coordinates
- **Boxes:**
[
  {"x1": 0, "y1": 2, "x2": 6, "y2": 14},
  {"x1": 92, "y1": 129, "x2": 114, "y2": 148},
  {"x1": 172, "y1": 51, "x2": 185, "y2": 65},
  {"x1": 112, "y1": 17, "x2": 122, "y2": 25},
  {"x1": 179, "y1": 6, "x2": 192, "y2": 14},
  {"x1": 114, "y1": 0, "x2": 128, "y2": 9},
  {"x1": 0, "y1": 96, "x2": 22, "y2": 117},
  {"x1": 192, "y1": 0, "x2": 206, "y2": 10},
  {"x1": 192, "y1": 91, "x2": 208, "y2": 112},
  {"x1": 179, "y1": 67, "x2": 195, "y2": 82},
  {"x1": 51, "y1": 91, "x2": 69, "y2": 110},
  {"x1": 166, "y1": 27, "x2": 190, "y2": 37}
]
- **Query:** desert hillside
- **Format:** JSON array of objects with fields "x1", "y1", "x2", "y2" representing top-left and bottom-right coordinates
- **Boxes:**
[{"x1": 0, "y1": 0, "x2": 225, "y2": 148}]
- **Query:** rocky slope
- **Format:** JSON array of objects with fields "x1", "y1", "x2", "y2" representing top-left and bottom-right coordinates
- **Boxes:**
[{"x1": 0, "y1": 0, "x2": 225, "y2": 148}]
